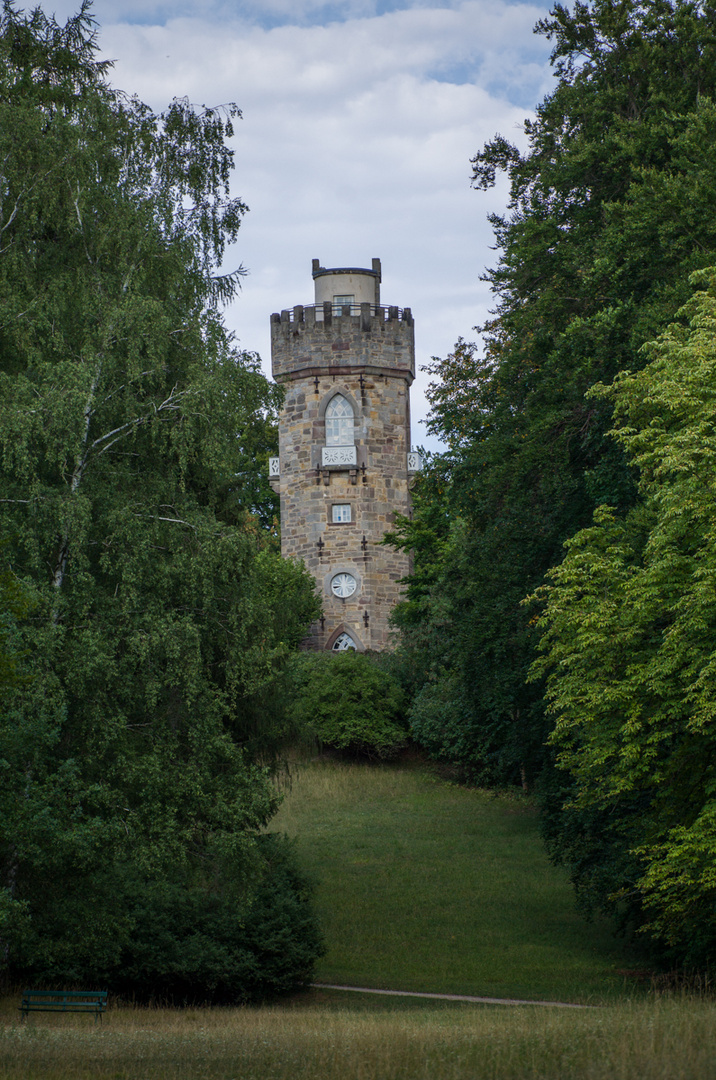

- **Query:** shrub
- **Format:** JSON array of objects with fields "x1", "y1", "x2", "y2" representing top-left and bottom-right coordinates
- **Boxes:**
[
  {"x1": 291, "y1": 652, "x2": 407, "y2": 759},
  {"x1": 11, "y1": 834, "x2": 324, "y2": 1005},
  {"x1": 119, "y1": 833, "x2": 325, "y2": 1004}
]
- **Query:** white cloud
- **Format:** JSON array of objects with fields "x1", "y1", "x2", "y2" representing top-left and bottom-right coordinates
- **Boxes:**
[
  {"x1": 50, "y1": 0, "x2": 555, "y2": 447},
  {"x1": 100, "y1": 1, "x2": 548, "y2": 103}
]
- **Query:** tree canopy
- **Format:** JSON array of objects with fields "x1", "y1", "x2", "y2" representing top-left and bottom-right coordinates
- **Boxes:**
[
  {"x1": 392, "y1": 0, "x2": 716, "y2": 791},
  {"x1": 533, "y1": 268, "x2": 716, "y2": 965},
  {"x1": 289, "y1": 652, "x2": 407, "y2": 759},
  {"x1": 0, "y1": 1, "x2": 321, "y2": 995}
]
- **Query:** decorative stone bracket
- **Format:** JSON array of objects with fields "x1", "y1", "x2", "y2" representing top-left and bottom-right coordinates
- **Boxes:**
[{"x1": 320, "y1": 467, "x2": 358, "y2": 486}]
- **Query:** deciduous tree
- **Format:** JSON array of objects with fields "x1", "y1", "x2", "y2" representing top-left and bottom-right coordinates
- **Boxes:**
[
  {"x1": 533, "y1": 268, "x2": 716, "y2": 964},
  {"x1": 0, "y1": 1, "x2": 321, "y2": 990},
  {"x1": 394, "y1": 0, "x2": 716, "y2": 787}
]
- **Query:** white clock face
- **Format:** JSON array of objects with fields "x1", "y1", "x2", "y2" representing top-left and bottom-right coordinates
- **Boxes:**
[{"x1": 331, "y1": 572, "x2": 357, "y2": 598}]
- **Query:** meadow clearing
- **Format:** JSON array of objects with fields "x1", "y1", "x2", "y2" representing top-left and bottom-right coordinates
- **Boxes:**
[{"x1": 3, "y1": 759, "x2": 714, "y2": 1080}]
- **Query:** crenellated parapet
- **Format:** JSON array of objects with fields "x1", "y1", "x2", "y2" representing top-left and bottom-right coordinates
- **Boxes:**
[{"x1": 270, "y1": 303, "x2": 415, "y2": 383}]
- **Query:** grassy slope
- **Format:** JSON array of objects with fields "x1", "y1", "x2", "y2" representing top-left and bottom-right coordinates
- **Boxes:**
[{"x1": 272, "y1": 759, "x2": 641, "y2": 1004}]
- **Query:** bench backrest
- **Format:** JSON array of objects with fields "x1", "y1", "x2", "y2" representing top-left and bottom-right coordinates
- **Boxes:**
[{"x1": 21, "y1": 990, "x2": 107, "y2": 1007}]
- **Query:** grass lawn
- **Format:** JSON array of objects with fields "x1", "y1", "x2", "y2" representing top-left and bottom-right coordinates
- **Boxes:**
[{"x1": 271, "y1": 758, "x2": 645, "y2": 1003}]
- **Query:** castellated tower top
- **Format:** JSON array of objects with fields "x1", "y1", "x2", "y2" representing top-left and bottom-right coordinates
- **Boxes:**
[{"x1": 270, "y1": 257, "x2": 414, "y2": 383}]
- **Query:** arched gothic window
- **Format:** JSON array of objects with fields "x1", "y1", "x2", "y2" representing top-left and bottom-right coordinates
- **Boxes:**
[
  {"x1": 325, "y1": 394, "x2": 354, "y2": 446},
  {"x1": 332, "y1": 632, "x2": 357, "y2": 651}
]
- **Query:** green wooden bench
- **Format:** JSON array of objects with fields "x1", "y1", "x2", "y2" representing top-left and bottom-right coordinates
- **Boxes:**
[{"x1": 19, "y1": 990, "x2": 108, "y2": 1022}]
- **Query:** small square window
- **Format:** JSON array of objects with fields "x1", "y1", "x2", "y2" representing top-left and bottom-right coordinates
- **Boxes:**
[
  {"x1": 333, "y1": 294, "x2": 354, "y2": 314},
  {"x1": 332, "y1": 504, "x2": 352, "y2": 523}
]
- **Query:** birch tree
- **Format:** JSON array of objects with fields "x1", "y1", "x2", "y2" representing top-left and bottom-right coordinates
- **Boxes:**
[{"x1": 0, "y1": 2, "x2": 320, "y2": 988}]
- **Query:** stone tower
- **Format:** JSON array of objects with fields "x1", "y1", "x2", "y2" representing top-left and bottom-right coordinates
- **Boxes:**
[{"x1": 269, "y1": 258, "x2": 420, "y2": 652}]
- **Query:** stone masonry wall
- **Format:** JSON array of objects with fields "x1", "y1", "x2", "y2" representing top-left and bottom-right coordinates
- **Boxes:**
[{"x1": 271, "y1": 306, "x2": 415, "y2": 651}]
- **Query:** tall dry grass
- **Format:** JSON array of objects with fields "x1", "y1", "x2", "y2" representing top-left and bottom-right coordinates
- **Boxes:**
[{"x1": 1, "y1": 994, "x2": 715, "y2": 1080}]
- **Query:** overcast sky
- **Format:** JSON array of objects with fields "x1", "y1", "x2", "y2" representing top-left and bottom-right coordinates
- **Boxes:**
[{"x1": 50, "y1": 0, "x2": 556, "y2": 450}]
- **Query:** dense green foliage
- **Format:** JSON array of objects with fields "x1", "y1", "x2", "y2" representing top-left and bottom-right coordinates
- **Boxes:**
[
  {"x1": 290, "y1": 653, "x2": 406, "y2": 759},
  {"x1": 533, "y1": 269, "x2": 716, "y2": 966},
  {"x1": 0, "y1": 2, "x2": 322, "y2": 995},
  {"x1": 16, "y1": 832, "x2": 324, "y2": 1004},
  {"x1": 0, "y1": 564, "x2": 35, "y2": 697},
  {"x1": 392, "y1": 0, "x2": 716, "y2": 789}
]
